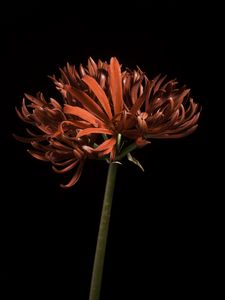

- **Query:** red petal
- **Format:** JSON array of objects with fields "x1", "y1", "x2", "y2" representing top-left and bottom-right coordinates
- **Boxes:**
[
  {"x1": 64, "y1": 105, "x2": 104, "y2": 127},
  {"x1": 153, "y1": 75, "x2": 167, "y2": 93},
  {"x1": 13, "y1": 133, "x2": 47, "y2": 143},
  {"x1": 66, "y1": 86, "x2": 108, "y2": 122},
  {"x1": 82, "y1": 75, "x2": 113, "y2": 119},
  {"x1": 130, "y1": 81, "x2": 151, "y2": 115},
  {"x1": 157, "y1": 124, "x2": 199, "y2": 138},
  {"x1": 52, "y1": 160, "x2": 79, "y2": 174},
  {"x1": 24, "y1": 93, "x2": 45, "y2": 106},
  {"x1": 94, "y1": 137, "x2": 116, "y2": 152},
  {"x1": 60, "y1": 161, "x2": 84, "y2": 188},
  {"x1": 174, "y1": 89, "x2": 190, "y2": 109},
  {"x1": 88, "y1": 57, "x2": 98, "y2": 76},
  {"x1": 77, "y1": 127, "x2": 113, "y2": 138},
  {"x1": 108, "y1": 57, "x2": 123, "y2": 116},
  {"x1": 27, "y1": 149, "x2": 48, "y2": 161}
]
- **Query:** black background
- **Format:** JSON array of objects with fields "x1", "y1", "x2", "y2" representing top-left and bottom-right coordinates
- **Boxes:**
[{"x1": 0, "y1": 0, "x2": 220, "y2": 298}]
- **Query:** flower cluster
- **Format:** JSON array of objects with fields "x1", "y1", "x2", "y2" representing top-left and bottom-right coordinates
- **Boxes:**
[{"x1": 15, "y1": 57, "x2": 200, "y2": 187}]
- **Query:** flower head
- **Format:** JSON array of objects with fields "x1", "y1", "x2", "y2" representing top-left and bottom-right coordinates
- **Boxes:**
[{"x1": 15, "y1": 57, "x2": 200, "y2": 187}]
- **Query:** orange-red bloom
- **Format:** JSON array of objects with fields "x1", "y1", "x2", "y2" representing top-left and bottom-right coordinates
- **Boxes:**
[{"x1": 15, "y1": 57, "x2": 200, "y2": 187}]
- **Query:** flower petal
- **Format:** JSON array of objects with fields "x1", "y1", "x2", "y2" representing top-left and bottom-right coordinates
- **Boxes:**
[
  {"x1": 27, "y1": 149, "x2": 48, "y2": 161},
  {"x1": 94, "y1": 137, "x2": 117, "y2": 153},
  {"x1": 66, "y1": 86, "x2": 108, "y2": 121},
  {"x1": 60, "y1": 161, "x2": 84, "y2": 188},
  {"x1": 153, "y1": 75, "x2": 167, "y2": 93},
  {"x1": 87, "y1": 57, "x2": 98, "y2": 76},
  {"x1": 77, "y1": 127, "x2": 113, "y2": 138},
  {"x1": 52, "y1": 160, "x2": 79, "y2": 174},
  {"x1": 66, "y1": 85, "x2": 107, "y2": 120},
  {"x1": 108, "y1": 57, "x2": 123, "y2": 115},
  {"x1": 13, "y1": 133, "x2": 47, "y2": 143},
  {"x1": 155, "y1": 124, "x2": 199, "y2": 139},
  {"x1": 24, "y1": 93, "x2": 46, "y2": 106},
  {"x1": 130, "y1": 81, "x2": 151, "y2": 115},
  {"x1": 64, "y1": 105, "x2": 104, "y2": 127},
  {"x1": 82, "y1": 75, "x2": 113, "y2": 119},
  {"x1": 174, "y1": 88, "x2": 190, "y2": 109}
]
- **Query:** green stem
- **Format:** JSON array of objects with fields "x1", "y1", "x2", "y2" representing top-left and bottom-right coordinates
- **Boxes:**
[
  {"x1": 115, "y1": 142, "x2": 137, "y2": 161},
  {"x1": 88, "y1": 162, "x2": 118, "y2": 300}
]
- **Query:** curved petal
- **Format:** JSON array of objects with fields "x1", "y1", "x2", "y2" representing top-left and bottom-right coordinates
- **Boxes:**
[
  {"x1": 60, "y1": 161, "x2": 84, "y2": 188},
  {"x1": 77, "y1": 127, "x2": 113, "y2": 138},
  {"x1": 52, "y1": 160, "x2": 79, "y2": 174},
  {"x1": 130, "y1": 81, "x2": 151, "y2": 115},
  {"x1": 93, "y1": 137, "x2": 117, "y2": 152},
  {"x1": 27, "y1": 149, "x2": 48, "y2": 161},
  {"x1": 24, "y1": 93, "x2": 46, "y2": 106}
]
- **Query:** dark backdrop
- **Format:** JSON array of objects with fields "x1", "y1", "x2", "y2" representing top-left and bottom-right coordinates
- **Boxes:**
[{"x1": 0, "y1": 0, "x2": 220, "y2": 298}]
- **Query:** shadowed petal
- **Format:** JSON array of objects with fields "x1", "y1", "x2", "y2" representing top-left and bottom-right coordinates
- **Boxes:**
[
  {"x1": 24, "y1": 93, "x2": 46, "y2": 106},
  {"x1": 153, "y1": 75, "x2": 167, "y2": 93},
  {"x1": 174, "y1": 88, "x2": 190, "y2": 109},
  {"x1": 52, "y1": 160, "x2": 79, "y2": 174},
  {"x1": 60, "y1": 161, "x2": 84, "y2": 188},
  {"x1": 154, "y1": 124, "x2": 199, "y2": 139},
  {"x1": 27, "y1": 149, "x2": 48, "y2": 161},
  {"x1": 130, "y1": 81, "x2": 151, "y2": 115},
  {"x1": 13, "y1": 133, "x2": 47, "y2": 143}
]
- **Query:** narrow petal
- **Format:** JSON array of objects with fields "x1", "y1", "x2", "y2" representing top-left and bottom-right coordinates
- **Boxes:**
[
  {"x1": 130, "y1": 81, "x2": 151, "y2": 115},
  {"x1": 64, "y1": 105, "x2": 104, "y2": 127},
  {"x1": 27, "y1": 149, "x2": 48, "y2": 161},
  {"x1": 79, "y1": 64, "x2": 86, "y2": 77},
  {"x1": 50, "y1": 98, "x2": 62, "y2": 109},
  {"x1": 15, "y1": 107, "x2": 31, "y2": 123},
  {"x1": 108, "y1": 57, "x2": 123, "y2": 115},
  {"x1": 174, "y1": 88, "x2": 190, "y2": 109},
  {"x1": 82, "y1": 75, "x2": 113, "y2": 119},
  {"x1": 51, "y1": 158, "x2": 76, "y2": 167},
  {"x1": 21, "y1": 98, "x2": 30, "y2": 117},
  {"x1": 52, "y1": 160, "x2": 79, "y2": 174},
  {"x1": 24, "y1": 93, "x2": 45, "y2": 106},
  {"x1": 66, "y1": 86, "x2": 108, "y2": 121},
  {"x1": 153, "y1": 75, "x2": 167, "y2": 93},
  {"x1": 131, "y1": 78, "x2": 143, "y2": 104},
  {"x1": 77, "y1": 127, "x2": 113, "y2": 138},
  {"x1": 13, "y1": 133, "x2": 47, "y2": 143},
  {"x1": 145, "y1": 77, "x2": 160, "y2": 112},
  {"x1": 60, "y1": 161, "x2": 84, "y2": 188},
  {"x1": 155, "y1": 124, "x2": 199, "y2": 139},
  {"x1": 93, "y1": 137, "x2": 116, "y2": 152},
  {"x1": 49, "y1": 139, "x2": 74, "y2": 150},
  {"x1": 88, "y1": 57, "x2": 98, "y2": 76},
  {"x1": 31, "y1": 141, "x2": 51, "y2": 152},
  {"x1": 60, "y1": 120, "x2": 90, "y2": 135}
]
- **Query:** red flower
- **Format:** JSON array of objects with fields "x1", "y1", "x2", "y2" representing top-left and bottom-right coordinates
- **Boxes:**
[{"x1": 15, "y1": 57, "x2": 200, "y2": 187}]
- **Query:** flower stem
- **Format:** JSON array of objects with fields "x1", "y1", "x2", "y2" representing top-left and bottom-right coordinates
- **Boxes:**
[
  {"x1": 88, "y1": 162, "x2": 118, "y2": 300},
  {"x1": 116, "y1": 142, "x2": 137, "y2": 161}
]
